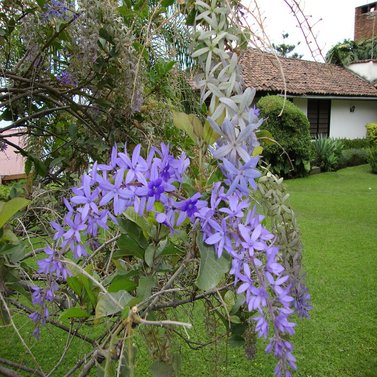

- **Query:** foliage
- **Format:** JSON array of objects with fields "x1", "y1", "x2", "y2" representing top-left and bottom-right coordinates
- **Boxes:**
[
  {"x1": 366, "y1": 123, "x2": 377, "y2": 173},
  {"x1": 368, "y1": 146, "x2": 377, "y2": 173},
  {"x1": 338, "y1": 148, "x2": 369, "y2": 168},
  {"x1": 326, "y1": 38, "x2": 377, "y2": 66},
  {"x1": 272, "y1": 32, "x2": 303, "y2": 59},
  {"x1": 311, "y1": 136, "x2": 344, "y2": 172},
  {"x1": 256, "y1": 96, "x2": 312, "y2": 178},
  {"x1": 0, "y1": 196, "x2": 30, "y2": 325},
  {"x1": 335, "y1": 137, "x2": 369, "y2": 150},
  {"x1": 0, "y1": 0, "x2": 194, "y2": 182},
  {"x1": 366, "y1": 123, "x2": 377, "y2": 146}
]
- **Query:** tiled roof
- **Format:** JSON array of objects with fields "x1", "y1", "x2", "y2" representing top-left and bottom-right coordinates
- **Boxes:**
[{"x1": 239, "y1": 49, "x2": 377, "y2": 97}]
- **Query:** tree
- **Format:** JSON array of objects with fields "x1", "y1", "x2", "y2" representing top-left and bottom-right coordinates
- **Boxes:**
[
  {"x1": 272, "y1": 32, "x2": 303, "y2": 59},
  {"x1": 326, "y1": 38, "x2": 377, "y2": 66}
]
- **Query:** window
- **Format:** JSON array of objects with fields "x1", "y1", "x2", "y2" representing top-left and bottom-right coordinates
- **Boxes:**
[{"x1": 307, "y1": 99, "x2": 331, "y2": 138}]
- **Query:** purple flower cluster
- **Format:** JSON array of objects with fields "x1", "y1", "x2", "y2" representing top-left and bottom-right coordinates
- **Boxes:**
[
  {"x1": 56, "y1": 70, "x2": 77, "y2": 86},
  {"x1": 195, "y1": 109, "x2": 298, "y2": 376},
  {"x1": 42, "y1": 0, "x2": 75, "y2": 21},
  {"x1": 29, "y1": 143, "x2": 203, "y2": 333},
  {"x1": 31, "y1": 107, "x2": 307, "y2": 375}
]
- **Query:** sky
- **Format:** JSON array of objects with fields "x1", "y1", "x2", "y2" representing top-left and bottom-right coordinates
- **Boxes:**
[{"x1": 247, "y1": 0, "x2": 370, "y2": 61}]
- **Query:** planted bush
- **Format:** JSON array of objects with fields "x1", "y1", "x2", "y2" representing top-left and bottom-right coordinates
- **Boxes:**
[
  {"x1": 338, "y1": 148, "x2": 369, "y2": 168},
  {"x1": 336, "y1": 138, "x2": 369, "y2": 149},
  {"x1": 366, "y1": 123, "x2": 377, "y2": 173},
  {"x1": 312, "y1": 137, "x2": 344, "y2": 172},
  {"x1": 257, "y1": 96, "x2": 312, "y2": 178},
  {"x1": 368, "y1": 147, "x2": 377, "y2": 173}
]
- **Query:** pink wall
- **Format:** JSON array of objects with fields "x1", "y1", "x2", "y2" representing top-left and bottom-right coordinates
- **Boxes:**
[{"x1": 0, "y1": 129, "x2": 26, "y2": 178}]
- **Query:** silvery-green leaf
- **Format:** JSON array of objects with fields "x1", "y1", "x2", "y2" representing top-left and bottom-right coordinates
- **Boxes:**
[
  {"x1": 208, "y1": 83, "x2": 225, "y2": 98},
  {"x1": 195, "y1": 0, "x2": 211, "y2": 10},
  {"x1": 213, "y1": 31, "x2": 227, "y2": 45},
  {"x1": 192, "y1": 47, "x2": 210, "y2": 58},
  {"x1": 198, "y1": 30, "x2": 215, "y2": 40},
  {"x1": 195, "y1": 10, "x2": 210, "y2": 21},
  {"x1": 205, "y1": 50, "x2": 213, "y2": 76},
  {"x1": 213, "y1": 47, "x2": 229, "y2": 59},
  {"x1": 220, "y1": 97, "x2": 238, "y2": 113},
  {"x1": 210, "y1": 103, "x2": 226, "y2": 122}
]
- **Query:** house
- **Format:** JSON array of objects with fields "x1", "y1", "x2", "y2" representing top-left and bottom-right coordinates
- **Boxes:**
[
  {"x1": 239, "y1": 49, "x2": 377, "y2": 139},
  {"x1": 0, "y1": 128, "x2": 27, "y2": 184}
]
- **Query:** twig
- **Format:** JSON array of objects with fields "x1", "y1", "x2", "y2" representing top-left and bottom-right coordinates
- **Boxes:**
[
  {"x1": 0, "y1": 357, "x2": 44, "y2": 377},
  {"x1": 0, "y1": 365, "x2": 23, "y2": 377},
  {"x1": 138, "y1": 318, "x2": 192, "y2": 329},
  {"x1": 149, "y1": 283, "x2": 233, "y2": 311},
  {"x1": 63, "y1": 349, "x2": 97, "y2": 377},
  {"x1": 82, "y1": 234, "x2": 121, "y2": 267}
]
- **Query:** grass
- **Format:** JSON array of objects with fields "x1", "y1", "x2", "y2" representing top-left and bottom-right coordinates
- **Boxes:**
[{"x1": 1, "y1": 165, "x2": 377, "y2": 376}]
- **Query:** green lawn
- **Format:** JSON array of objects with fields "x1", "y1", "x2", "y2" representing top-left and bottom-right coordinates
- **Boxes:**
[{"x1": 1, "y1": 165, "x2": 376, "y2": 376}]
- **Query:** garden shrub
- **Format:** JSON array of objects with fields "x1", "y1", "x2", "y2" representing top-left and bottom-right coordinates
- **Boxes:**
[
  {"x1": 338, "y1": 148, "x2": 369, "y2": 168},
  {"x1": 312, "y1": 137, "x2": 344, "y2": 172},
  {"x1": 336, "y1": 138, "x2": 369, "y2": 149},
  {"x1": 366, "y1": 123, "x2": 377, "y2": 173},
  {"x1": 368, "y1": 146, "x2": 377, "y2": 173},
  {"x1": 366, "y1": 123, "x2": 377, "y2": 146},
  {"x1": 0, "y1": 185, "x2": 11, "y2": 201},
  {"x1": 257, "y1": 96, "x2": 312, "y2": 178}
]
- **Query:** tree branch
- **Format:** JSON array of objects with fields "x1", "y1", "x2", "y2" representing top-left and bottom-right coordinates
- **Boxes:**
[{"x1": 0, "y1": 357, "x2": 44, "y2": 377}]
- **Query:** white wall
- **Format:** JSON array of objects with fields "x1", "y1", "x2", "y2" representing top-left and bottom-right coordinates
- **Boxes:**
[
  {"x1": 347, "y1": 61, "x2": 377, "y2": 83},
  {"x1": 291, "y1": 97, "x2": 377, "y2": 139},
  {"x1": 329, "y1": 100, "x2": 377, "y2": 139},
  {"x1": 292, "y1": 97, "x2": 307, "y2": 114}
]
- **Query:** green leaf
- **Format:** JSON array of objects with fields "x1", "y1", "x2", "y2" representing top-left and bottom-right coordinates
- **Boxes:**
[
  {"x1": 108, "y1": 275, "x2": 137, "y2": 293},
  {"x1": 161, "y1": 0, "x2": 175, "y2": 7},
  {"x1": 195, "y1": 234, "x2": 230, "y2": 291},
  {"x1": 172, "y1": 111, "x2": 197, "y2": 143},
  {"x1": 144, "y1": 244, "x2": 155, "y2": 267},
  {"x1": 118, "y1": 218, "x2": 148, "y2": 246},
  {"x1": 136, "y1": 276, "x2": 155, "y2": 300},
  {"x1": 60, "y1": 307, "x2": 90, "y2": 320},
  {"x1": 95, "y1": 291, "x2": 133, "y2": 319},
  {"x1": 158, "y1": 240, "x2": 183, "y2": 256},
  {"x1": 114, "y1": 234, "x2": 145, "y2": 259},
  {"x1": 0, "y1": 198, "x2": 30, "y2": 228},
  {"x1": 203, "y1": 120, "x2": 219, "y2": 145},
  {"x1": 124, "y1": 208, "x2": 153, "y2": 238},
  {"x1": 252, "y1": 145, "x2": 263, "y2": 157}
]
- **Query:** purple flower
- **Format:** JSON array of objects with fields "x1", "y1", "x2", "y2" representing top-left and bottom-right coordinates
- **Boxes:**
[
  {"x1": 208, "y1": 117, "x2": 256, "y2": 164},
  {"x1": 37, "y1": 247, "x2": 71, "y2": 279},
  {"x1": 57, "y1": 70, "x2": 77, "y2": 86},
  {"x1": 204, "y1": 218, "x2": 229, "y2": 257},
  {"x1": 42, "y1": 0, "x2": 74, "y2": 21},
  {"x1": 71, "y1": 174, "x2": 99, "y2": 220},
  {"x1": 99, "y1": 169, "x2": 134, "y2": 215},
  {"x1": 238, "y1": 223, "x2": 267, "y2": 257},
  {"x1": 135, "y1": 161, "x2": 175, "y2": 213},
  {"x1": 175, "y1": 193, "x2": 206, "y2": 225},
  {"x1": 118, "y1": 144, "x2": 148, "y2": 184},
  {"x1": 221, "y1": 157, "x2": 261, "y2": 194}
]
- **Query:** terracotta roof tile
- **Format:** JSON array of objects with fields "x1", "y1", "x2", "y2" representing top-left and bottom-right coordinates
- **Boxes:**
[{"x1": 239, "y1": 49, "x2": 377, "y2": 97}]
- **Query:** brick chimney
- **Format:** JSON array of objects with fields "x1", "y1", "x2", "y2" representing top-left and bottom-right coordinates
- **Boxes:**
[{"x1": 354, "y1": 2, "x2": 377, "y2": 40}]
